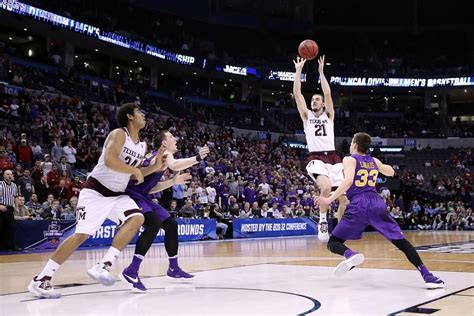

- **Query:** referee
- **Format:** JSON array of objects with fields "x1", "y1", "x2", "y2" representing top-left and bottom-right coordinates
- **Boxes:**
[{"x1": 0, "y1": 170, "x2": 18, "y2": 251}]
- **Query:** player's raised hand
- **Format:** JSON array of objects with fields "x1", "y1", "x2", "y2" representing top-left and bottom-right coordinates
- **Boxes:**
[
  {"x1": 173, "y1": 171, "x2": 192, "y2": 185},
  {"x1": 317, "y1": 55, "x2": 325, "y2": 74},
  {"x1": 315, "y1": 195, "x2": 331, "y2": 207},
  {"x1": 154, "y1": 145, "x2": 168, "y2": 170},
  {"x1": 293, "y1": 56, "x2": 307, "y2": 72},
  {"x1": 198, "y1": 145, "x2": 210, "y2": 160},
  {"x1": 132, "y1": 168, "x2": 144, "y2": 185}
]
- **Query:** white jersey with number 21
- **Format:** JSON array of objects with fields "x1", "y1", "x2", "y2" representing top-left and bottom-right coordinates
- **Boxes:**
[{"x1": 304, "y1": 111, "x2": 335, "y2": 152}]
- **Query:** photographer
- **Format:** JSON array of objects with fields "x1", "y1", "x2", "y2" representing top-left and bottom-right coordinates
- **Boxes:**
[{"x1": 205, "y1": 203, "x2": 228, "y2": 239}]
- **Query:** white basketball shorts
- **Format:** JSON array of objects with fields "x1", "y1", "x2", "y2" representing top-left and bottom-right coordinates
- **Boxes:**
[
  {"x1": 306, "y1": 159, "x2": 344, "y2": 187},
  {"x1": 75, "y1": 188, "x2": 143, "y2": 235}
]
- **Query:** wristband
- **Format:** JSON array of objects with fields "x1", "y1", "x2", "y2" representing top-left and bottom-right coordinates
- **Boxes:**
[{"x1": 195, "y1": 154, "x2": 202, "y2": 162}]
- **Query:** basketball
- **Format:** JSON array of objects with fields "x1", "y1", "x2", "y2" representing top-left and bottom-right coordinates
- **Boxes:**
[{"x1": 298, "y1": 39, "x2": 319, "y2": 60}]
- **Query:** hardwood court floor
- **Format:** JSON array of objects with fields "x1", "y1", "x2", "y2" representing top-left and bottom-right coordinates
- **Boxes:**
[{"x1": 1, "y1": 231, "x2": 473, "y2": 315}]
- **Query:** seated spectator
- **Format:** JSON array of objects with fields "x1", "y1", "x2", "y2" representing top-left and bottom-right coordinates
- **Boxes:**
[
  {"x1": 250, "y1": 201, "x2": 261, "y2": 218},
  {"x1": 380, "y1": 187, "x2": 391, "y2": 199},
  {"x1": 47, "y1": 164, "x2": 60, "y2": 188},
  {"x1": 41, "y1": 194, "x2": 54, "y2": 212},
  {"x1": 284, "y1": 205, "x2": 294, "y2": 218},
  {"x1": 14, "y1": 196, "x2": 30, "y2": 220},
  {"x1": 62, "y1": 196, "x2": 78, "y2": 220},
  {"x1": 26, "y1": 193, "x2": 43, "y2": 219},
  {"x1": 295, "y1": 205, "x2": 305, "y2": 217},
  {"x1": 390, "y1": 206, "x2": 401, "y2": 219},
  {"x1": 410, "y1": 200, "x2": 421, "y2": 215},
  {"x1": 260, "y1": 202, "x2": 272, "y2": 218},
  {"x1": 42, "y1": 199, "x2": 63, "y2": 220},
  {"x1": 432, "y1": 215, "x2": 444, "y2": 230},
  {"x1": 417, "y1": 216, "x2": 430, "y2": 230},
  {"x1": 168, "y1": 200, "x2": 179, "y2": 218},
  {"x1": 406, "y1": 213, "x2": 418, "y2": 229},
  {"x1": 35, "y1": 175, "x2": 50, "y2": 203},
  {"x1": 52, "y1": 179, "x2": 71, "y2": 206},
  {"x1": 179, "y1": 199, "x2": 196, "y2": 218},
  {"x1": 17, "y1": 169, "x2": 35, "y2": 202},
  {"x1": 239, "y1": 202, "x2": 251, "y2": 218},
  {"x1": 70, "y1": 176, "x2": 84, "y2": 198},
  {"x1": 207, "y1": 203, "x2": 228, "y2": 239}
]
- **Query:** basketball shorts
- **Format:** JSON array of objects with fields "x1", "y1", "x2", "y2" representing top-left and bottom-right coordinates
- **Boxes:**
[
  {"x1": 332, "y1": 194, "x2": 404, "y2": 241},
  {"x1": 305, "y1": 151, "x2": 343, "y2": 187},
  {"x1": 75, "y1": 188, "x2": 143, "y2": 235},
  {"x1": 128, "y1": 192, "x2": 171, "y2": 222}
]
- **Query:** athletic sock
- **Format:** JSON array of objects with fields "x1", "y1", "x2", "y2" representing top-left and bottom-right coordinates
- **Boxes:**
[
  {"x1": 101, "y1": 247, "x2": 120, "y2": 266},
  {"x1": 320, "y1": 212, "x2": 327, "y2": 222},
  {"x1": 343, "y1": 249, "x2": 357, "y2": 259},
  {"x1": 417, "y1": 264, "x2": 430, "y2": 278},
  {"x1": 128, "y1": 254, "x2": 144, "y2": 273},
  {"x1": 37, "y1": 259, "x2": 60, "y2": 279},
  {"x1": 169, "y1": 255, "x2": 179, "y2": 269}
]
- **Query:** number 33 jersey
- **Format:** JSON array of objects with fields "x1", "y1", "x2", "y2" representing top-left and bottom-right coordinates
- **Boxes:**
[
  {"x1": 304, "y1": 111, "x2": 335, "y2": 152},
  {"x1": 346, "y1": 154, "x2": 379, "y2": 200},
  {"x1": 89, "y1": 128, "x2": 146, "y2": 192}
]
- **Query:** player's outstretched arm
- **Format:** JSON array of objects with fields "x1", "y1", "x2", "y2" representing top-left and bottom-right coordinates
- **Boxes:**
[
  {"x1": 167, "y1": 145, "x2": 209, "y2": 171},
  {"x1": 149, "y1": 172, "x2": 192, "y2": 194},
  {"x1": 104, "y1": 129, "x2": 143, "y2": 183},
  {"x1": 318, "y1": 55, "x2": 334, "y2": 120},
  {"x1": 316, "y1": 156, "x2": 356, "y2": 206},
  {"x1": 373, "y1": 158, "x2": 395, "y2": 177},
  {"x1": 293, "y1": 56, "x2": 308, "y2": 124}
]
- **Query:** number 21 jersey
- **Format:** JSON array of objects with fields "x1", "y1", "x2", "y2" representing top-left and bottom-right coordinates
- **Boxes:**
[
  {"x1": 304, "y1": 111, "x2": 335, "y2": 152},
  {"x1": 346, "y1": 154, "x2": 379, "y2": 200}
]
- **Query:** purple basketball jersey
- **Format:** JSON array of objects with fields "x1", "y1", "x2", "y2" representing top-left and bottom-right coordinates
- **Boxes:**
[
  {"x1": 346, "y1": 154, "x2": 379, "y2": 200},
  {"x1": 126, "y1": 150, "x2": 165, "y2": 196}
]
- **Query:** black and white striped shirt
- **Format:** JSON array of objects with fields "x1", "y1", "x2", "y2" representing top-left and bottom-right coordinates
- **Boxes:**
[{"x1": 0, "y1": 180, "x2": 18, "y2": 207}]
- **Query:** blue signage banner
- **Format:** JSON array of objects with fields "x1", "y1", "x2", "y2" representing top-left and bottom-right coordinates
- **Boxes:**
[
  {"x1": 329, "y1": 76, "x2": 474, "y2": 87},
  {"x1": 15, "y1": 219, "x2": 217, "y2": 250},
  {"x1": 2, "y1": 84, "x2": 23, "y2": 96},
  {"x1": 233, "y1": 218, "x2": 317, "y2": 238},
  {"x1": 0, "y1": 0, "x2": 197, "y2": 66},
  {"x1": 404, "y1": 139, "x2": 416, "y2": 147}
]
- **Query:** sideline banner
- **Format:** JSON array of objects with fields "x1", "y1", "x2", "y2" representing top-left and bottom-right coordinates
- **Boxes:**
[
  {"x1": 233, "y1": 218, "x2": 317, "y2": 238},
  {"x1": 15, "y1": 219, "x2": 217, "y2": 250}
]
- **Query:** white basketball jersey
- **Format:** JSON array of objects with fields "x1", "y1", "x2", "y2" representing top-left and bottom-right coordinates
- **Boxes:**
[
  {"x1": 88, "y1": 128, "x2": 146, "y2": 192},
  {"x1": 304, "y1": 111, "x2": 335, "y2": 152}
]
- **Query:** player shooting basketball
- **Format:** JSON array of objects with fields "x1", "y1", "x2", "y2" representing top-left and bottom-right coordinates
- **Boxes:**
[{"x1": 293, "y1": 55, "x2": 349, "y2": 241}]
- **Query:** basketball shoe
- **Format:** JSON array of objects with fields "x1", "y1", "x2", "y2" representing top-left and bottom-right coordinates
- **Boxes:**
[
  {"x1": 120, "y1": 266, "x2": 147, "y2": 293},
  {"x1": 334, "y1": 253, "x2": 365, "y2": 276},
  {"x1": 27, "y1": 276, "x2": 61, "y2": 299},
  {"x1": 424, "y1": 274, "x2": 445, "y2": 289},
  {"x1": 87, "y1": 262, "x2": 116, "y2": 286},
  {"x1": 318, "y1": 221, "x2": 329, "y2": 242},
  {"x1": 167, "y1": 266, "x2": 194, "y2": 279}
]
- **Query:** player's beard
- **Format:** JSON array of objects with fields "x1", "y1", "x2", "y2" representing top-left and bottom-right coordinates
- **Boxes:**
[{"x1": 312, "y1": 106, "x2": 323, "y2": 115}]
